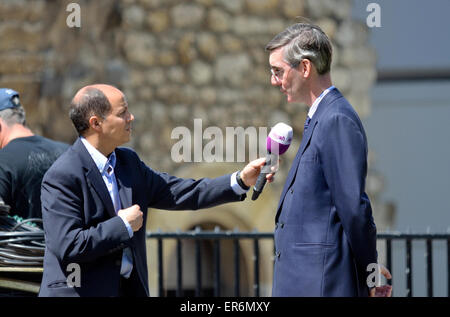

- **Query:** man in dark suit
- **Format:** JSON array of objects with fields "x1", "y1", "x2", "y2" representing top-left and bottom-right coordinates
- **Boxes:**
[
  {"x1": 266, "y1": 23, "x2": 392, "y2": 297},
  {"x1": 39, "y1": 84, "x2": 271, "y2": 297}
]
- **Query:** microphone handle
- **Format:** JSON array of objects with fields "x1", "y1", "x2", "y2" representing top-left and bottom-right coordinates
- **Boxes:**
[
  {"x1": 251, "y1": 173, "x2": 268, "y2": 200},
  {"x1": 251, "y1": 153, "x2": 278, "y2": 200}
]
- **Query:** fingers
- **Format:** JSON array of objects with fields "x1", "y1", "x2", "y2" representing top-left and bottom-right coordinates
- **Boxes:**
[
  {"x1": 379, "y1": 264, "x2": 392, "y2": 279},
  {"x1": 251, "y1": 157, "x2": 267, "y2": 168},
  {"x1": 131, "y1": 204, "x2": 141, "y2": 211},
  {"x1": 386, "y1": 285, "x2": 393, "y2": 297},
  {"x1": 118, "y1": 205, "x2": 144, "y2": 232},
  {"x1": 376, "y1": 285, "x2": 392, "y2": 297},
  {"x1": 370, "y1": 285, "x2": 393, "y2": 297}
]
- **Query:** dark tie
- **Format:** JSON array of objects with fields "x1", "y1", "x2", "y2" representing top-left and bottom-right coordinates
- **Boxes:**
[{"x1": 304, "y1": 116, "x2": 311, "y2": 133}]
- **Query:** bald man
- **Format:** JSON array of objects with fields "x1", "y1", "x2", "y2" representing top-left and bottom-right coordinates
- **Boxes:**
[{"x1": 39, "y1": 84, "x2": 272, "y2": 297}]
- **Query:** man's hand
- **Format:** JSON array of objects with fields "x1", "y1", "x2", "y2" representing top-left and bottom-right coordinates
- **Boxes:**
[
  {"x1": 118, "y1": 204, "x2": 143, "y2": 232},
  {"x1": 240, "y1": 157, "x2": 277, "y2": 187},
  {"x1": 369, "y1": 264, "x2": 393, "y2": 297}
]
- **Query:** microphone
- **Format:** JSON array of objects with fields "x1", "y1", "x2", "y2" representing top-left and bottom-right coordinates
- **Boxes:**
[{"x1": 251, "y1": 123, "x2": 293, "y2": 200}]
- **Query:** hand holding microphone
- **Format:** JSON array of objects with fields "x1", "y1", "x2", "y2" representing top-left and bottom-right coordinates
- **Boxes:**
[
  {"x1": 239, "y1": 157, "x2": 274, "y2": 188},
  {"x1": 251, "y1": 123, "x2": 293, "y2": 200}
]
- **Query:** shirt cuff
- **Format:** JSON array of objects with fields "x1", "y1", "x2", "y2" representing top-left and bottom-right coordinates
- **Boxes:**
[
  {"x1": 231, "y1": 171, "x2": 249, "y2": 195},
  {"x1": 118, "y1": 214, "x2": 134, "y2": 238}
]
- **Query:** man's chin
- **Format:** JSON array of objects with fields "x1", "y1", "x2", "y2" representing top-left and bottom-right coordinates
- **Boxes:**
[
  {"x1": 286, "y1": 96, "x2": 295, "y2": 103},
  {"x1": 122, "y1": 134, "x2": 131, "y2": 144},
  {"x1": 286, "y1": 95, "x2": 301, "y2": 103}
]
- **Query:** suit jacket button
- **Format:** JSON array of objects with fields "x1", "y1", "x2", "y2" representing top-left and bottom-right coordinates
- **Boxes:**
[
  {"x1": 276, "y1": 251, "x2": 281, "y2": 258},
  {"x1": 290, "y1": 189, "x2": 293, "y2": 194},
  {"x1": 280, "y1": 223, "x2": 284, "y2": 228}
]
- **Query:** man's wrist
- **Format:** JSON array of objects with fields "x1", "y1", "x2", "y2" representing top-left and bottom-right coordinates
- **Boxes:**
[
  {"x1": 118, "y1": 214, "x2": 134, "y2": 238},
  {"x1": 236, "y1": 170, "x2": 250, "y2": 190}
]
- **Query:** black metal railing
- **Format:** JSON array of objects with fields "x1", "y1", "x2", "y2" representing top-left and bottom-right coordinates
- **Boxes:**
[
  {"x1": 146, "y1": 229, "x2": 450, "y2": 297},
  {"x1": 147, "y1": 228, "x2": 273, "y2": 297},
  {"x1": 376, "y1": 68, "x2": 450, "y2": 83},
  {"x1": 377, "y1": 232, "x2": 450, "y2": 297}
]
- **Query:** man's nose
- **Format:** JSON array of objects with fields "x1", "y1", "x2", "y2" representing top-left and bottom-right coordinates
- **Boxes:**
[{"x1": 271, "y1": 75, "x2": 280, "y2": 86}]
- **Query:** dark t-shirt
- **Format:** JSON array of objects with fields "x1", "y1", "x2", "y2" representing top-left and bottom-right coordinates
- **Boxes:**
[{"x1": 0, "y1": 135, "x2": 69, "y2": 219}]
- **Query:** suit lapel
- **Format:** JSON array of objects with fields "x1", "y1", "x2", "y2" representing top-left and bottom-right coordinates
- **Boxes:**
[
  {"x1": 275, "y1": 88, "x2": 342, "y2": 221},
  {"x1": 73, "y1": 138, "x2": 117, "y2": 218},
  {"x1": 85, "y1": 168, "x2": 116, "y2": 218}
]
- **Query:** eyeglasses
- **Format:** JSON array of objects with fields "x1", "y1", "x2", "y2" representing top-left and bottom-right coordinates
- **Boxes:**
[
  {"x1": 270, "y1": 60, "x2": 303, "y2": 83},
  {"x1": 270, "y1": 68, "x2": 284, "y2": 83}
]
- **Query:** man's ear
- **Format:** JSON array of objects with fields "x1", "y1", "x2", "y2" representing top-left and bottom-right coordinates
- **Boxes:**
[
  {"x1": 88, "y1": 116, "x2": 102, "y2": 132},
  {"x1": 300, "y1": 59, "x2": 313, "y2": 78}
]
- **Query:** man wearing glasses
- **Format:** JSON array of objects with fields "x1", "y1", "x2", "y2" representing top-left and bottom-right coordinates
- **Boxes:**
[{"x1": 266, "y1": 23, "x2": 392, "y2": 297}]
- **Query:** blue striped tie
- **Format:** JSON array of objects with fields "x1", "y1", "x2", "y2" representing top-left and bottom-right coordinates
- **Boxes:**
[{"x1": 304, "y1": 116, "x2": 311, "y2": 133}]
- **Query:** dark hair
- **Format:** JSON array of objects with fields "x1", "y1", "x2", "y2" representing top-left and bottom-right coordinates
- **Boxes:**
[
  {"x1": 265, "y1": 23, "x2": 332, "y2": 75},
  {"x1": 69, "y1": 87, "x2": 111, "y2": 135}
]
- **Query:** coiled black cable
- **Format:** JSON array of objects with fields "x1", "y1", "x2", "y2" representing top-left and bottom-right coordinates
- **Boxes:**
[{"x1": 0, "y1": 201, "x2": 45, "y2": 267}]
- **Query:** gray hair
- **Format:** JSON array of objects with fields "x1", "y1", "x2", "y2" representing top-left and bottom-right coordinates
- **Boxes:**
[
  {"x1": 69, "y1": 87, "x2": 111, "y2": 136},
  {"x1": 265, "y1": 23, "x2": 332, "y2": 75},
  {"x1": 0, "y1": 106, "x2": 26, "y2": 126}
]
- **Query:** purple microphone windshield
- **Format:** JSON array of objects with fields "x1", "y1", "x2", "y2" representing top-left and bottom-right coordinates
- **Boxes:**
[{"x1": 266, "y1": 123, "x2": 293, "y2": 155}]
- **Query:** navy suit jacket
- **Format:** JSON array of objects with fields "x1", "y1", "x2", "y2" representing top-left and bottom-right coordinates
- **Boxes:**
[
  {"x1": 39, "y1": 138, "x2": 244, "y2": 297},
  {"x1": 272, "y1": 88, "x2": 377, "y2": 297}
]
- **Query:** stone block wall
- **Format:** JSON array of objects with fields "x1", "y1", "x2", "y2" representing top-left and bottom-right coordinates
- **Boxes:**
[{"x1": 0, "y1": 0, "x2": 377, "y2": 172}]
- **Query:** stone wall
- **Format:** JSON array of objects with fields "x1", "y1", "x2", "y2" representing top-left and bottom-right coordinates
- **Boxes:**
[{"x1": 0, "y1": 0, "x2": 377, "y2": 170}]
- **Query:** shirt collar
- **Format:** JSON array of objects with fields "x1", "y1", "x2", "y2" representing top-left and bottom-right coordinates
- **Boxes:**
[
  {"x1": 307, "y1": 85, "x2": 335, "y2": 119},
  {"x1": 80, "y1": 137, "x2": 116, "y2": 175}
]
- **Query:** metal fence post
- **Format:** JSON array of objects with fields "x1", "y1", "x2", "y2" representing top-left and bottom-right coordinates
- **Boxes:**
[
  {"x1": 386, "y1": 238, "x2": 392, "y2": 287},
  {"x1": 195, "y1": 226, "x2": 202, "y2": 297},
  {"x1": 425, "y1": 238, "x2": 433, "y2": 297},
  {"x1": 253, "y1": 235, "x2": 260, "y2": 297},
  {"x1": 157, "y1": 236, "x2": 164, "y2": 297},
  {"x1": 233, "y1": 238, "x2": 240, "y2": 297},
  {"x1": 406, "y1": 238, "x2": 412, "y2": 297},
  {"x1": 214, "y1": 226, "x2": 221, "y2": 297},
  {"x1": 176, "y1": 236, "x2": 183, "y2": 297}
]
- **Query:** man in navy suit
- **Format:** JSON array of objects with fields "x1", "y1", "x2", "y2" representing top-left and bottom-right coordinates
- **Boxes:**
[
  {"x1": 39, "y1": 84, "x2": 271, "y2": 296},
  {"x1": 266, "y1": 23, "x2": 391, "y2": 297}
]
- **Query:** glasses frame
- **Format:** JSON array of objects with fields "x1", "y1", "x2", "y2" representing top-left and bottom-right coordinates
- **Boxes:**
[
  {"x1": 270, "y1": 60, "x2": 302, "y2": 83},
  {"x1": 270, "y1": 68, "x2": 283, "y2": 83}
]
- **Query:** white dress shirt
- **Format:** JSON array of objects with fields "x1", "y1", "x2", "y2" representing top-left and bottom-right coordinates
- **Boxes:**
[{"x1": 307, "y1": 85, "x2": 335, "y2": 119}]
